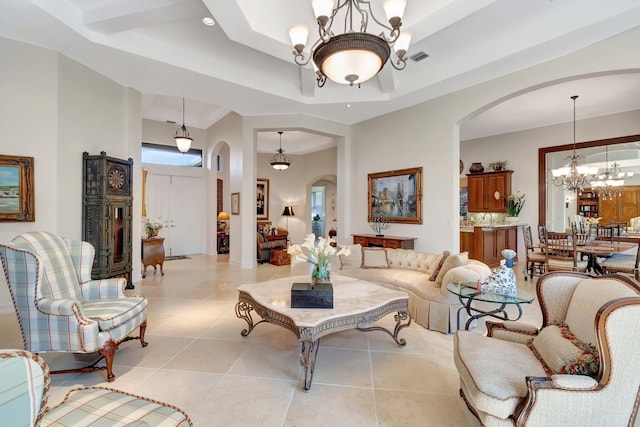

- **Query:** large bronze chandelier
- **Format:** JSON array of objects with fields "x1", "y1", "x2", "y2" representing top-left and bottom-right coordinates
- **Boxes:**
[{"x1": 288, "y1": 0, "x2": 411, "y2": 87}]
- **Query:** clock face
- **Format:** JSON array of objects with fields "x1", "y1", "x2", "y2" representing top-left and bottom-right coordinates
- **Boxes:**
[{"x1": 108, "y1": 167, "x2": 126, "y2": 190}]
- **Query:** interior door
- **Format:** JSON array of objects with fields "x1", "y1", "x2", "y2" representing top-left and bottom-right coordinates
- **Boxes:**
[{"x1": 146, "y1": 174, "x2": 203, "y2": 256}]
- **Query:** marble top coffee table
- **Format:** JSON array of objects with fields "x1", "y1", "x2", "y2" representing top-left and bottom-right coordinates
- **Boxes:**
[{"x1": 235, "y1": 275, "x2": 411, "y2": 391}]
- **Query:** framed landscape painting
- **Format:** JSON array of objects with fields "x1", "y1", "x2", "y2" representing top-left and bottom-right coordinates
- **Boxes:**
[
  {"x1": 256, "y1": 178, "x2": 269, "y2": 220},
  {"x1": 368, "y1": 167, "x2": 422, "y2": 224},
  {"x1": 0, "y1": 155, "x2": 35, "y2": 222}
]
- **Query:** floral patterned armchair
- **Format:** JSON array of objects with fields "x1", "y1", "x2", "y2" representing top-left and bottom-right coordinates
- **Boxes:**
[
  {"x1": 256, "y1": 223, "x2": 288, "y2": 263},
  {"x1": 454, "y1": 272, "x2": 640, "y2": 426},
  {"x1": 0, "y1": 231, "x2": 148, "y2": 382}
]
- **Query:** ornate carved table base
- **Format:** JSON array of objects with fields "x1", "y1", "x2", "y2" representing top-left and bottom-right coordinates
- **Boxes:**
[{"x1": 236, "y1": 285, "x2": 411, "y2": 391}]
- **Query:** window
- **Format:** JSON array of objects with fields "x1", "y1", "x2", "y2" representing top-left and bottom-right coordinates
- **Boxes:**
[{"x1": 141, "y1": 142, "x2": 202, "y2": 167}]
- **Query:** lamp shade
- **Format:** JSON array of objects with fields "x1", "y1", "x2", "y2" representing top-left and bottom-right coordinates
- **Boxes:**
[
  {"x1": 217, "y1": 211, "x2": 230, "y2": 220},
  {"x1": 282, "y1": 206, "x2": 295, "y2": 216}
]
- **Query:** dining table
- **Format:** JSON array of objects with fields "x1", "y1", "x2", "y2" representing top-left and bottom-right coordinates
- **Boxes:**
[{"x1": 575, "y1": 240, "x2": 637, "y2": 275}]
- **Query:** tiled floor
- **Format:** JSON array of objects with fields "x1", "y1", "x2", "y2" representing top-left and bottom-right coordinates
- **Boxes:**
[{"x1": 0, "y1": 256, "x2": 543, "y2": 426}]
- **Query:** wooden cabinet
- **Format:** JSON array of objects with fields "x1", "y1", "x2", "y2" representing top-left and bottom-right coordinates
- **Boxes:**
[
  {"x1": 82, "y1": 152, "x2": 133, "y2": 286},
  {"x1": 141, "y1": 238, "x2": 165, "y2": 278},
  {"x1": 460, "y1": 231, "x2": 474, "y2": 254},
  {"x1": 578, "y1": 190, "x2": 599, "y2": 218},
  {"x1": 597, "y1": 185, "x2": 640, "y2": 224},
  {"x1": 467, "y1": 171, "x2": 513, "y2": 213},
  {"x1": 352, "y1": 234, "x2": 416, "y2": 249},
  {"x1": 217, "y1": 232, "x2": 229, "y2": 254},
  {"x1": 471, "y1": 226, "x2": 518, "y2": 268}
]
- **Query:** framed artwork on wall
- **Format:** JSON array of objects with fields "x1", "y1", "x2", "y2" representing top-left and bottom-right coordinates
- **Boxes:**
[
  {"x1": 231, "y1": 192, "x2": 240, "y2": 215},
  {"x1": 256, "y1": 178, "x2": 269, "y2": 220},
  {"x1": 0, "y1": 154, "x2": 35, "y2": 222},
  {"x1": 368, "y1": 167, "x2": 422, "y2": 224}
]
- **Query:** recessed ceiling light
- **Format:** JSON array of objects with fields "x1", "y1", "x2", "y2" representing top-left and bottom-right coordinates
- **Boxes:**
[
  {"x1": 346, "y1": 104, "x2": 351, "y2": 108},
  {"x1": 202, "y1": 17, "x2": 215, "y2": 26}
]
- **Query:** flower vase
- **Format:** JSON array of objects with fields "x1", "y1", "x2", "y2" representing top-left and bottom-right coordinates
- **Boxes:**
[{"x1": 311, "y1": 264, "x2": 331, "y2": 285}]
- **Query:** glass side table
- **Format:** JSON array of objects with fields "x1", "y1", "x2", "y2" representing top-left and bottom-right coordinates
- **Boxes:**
[{"x1": 447, "y1": 282, "x2": 535, "y2": 330}]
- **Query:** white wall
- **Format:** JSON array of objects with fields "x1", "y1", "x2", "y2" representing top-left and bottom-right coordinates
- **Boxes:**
[{"x1": 0, "y1": 38, "x2": 142, "y2": 312}]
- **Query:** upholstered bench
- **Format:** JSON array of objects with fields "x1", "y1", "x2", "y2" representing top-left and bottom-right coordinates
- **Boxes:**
[{"x1": 0, "y1": 349, "x2": 192, "y2": 426}]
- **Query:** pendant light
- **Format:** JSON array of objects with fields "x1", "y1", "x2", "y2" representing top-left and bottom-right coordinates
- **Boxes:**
[
  {"x1": 174, "y1": 98, "x2": 193, "y2": 153},
  {"x1": 270, "y1": 131, "x2": 292, "y2": 170}
]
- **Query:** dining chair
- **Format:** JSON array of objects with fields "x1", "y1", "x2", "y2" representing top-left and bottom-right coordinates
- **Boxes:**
[
  {"x1": 522, "y1": 224, "x2": 545, "y2": 281},
  {"x1": 567, "y1": 215, "x2": 586, "y2": 234},
  {"x1": 537, "y1": 225, "x2": 547, "y2": 245},
  {"x1": 593, "y1": 225, "x2": 615, "y2": 242},
  {"x1": 601, "y1": 240, "x2": 640, "y2": 280},
  {"x1": 544, "y1": 230, "x2": 589, "y2": 273}
]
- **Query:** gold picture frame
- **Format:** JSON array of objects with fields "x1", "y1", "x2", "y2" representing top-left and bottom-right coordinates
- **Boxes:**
[
  {"x1": 256, "y1": 178, "x2": 269, "y2": 220},
  {"x1": 368, "y1": 167, "x2": 422, "y2": 224},
  {"x1": 0, "y1": 155, "x2": 35, "y2": 222},
  {"x1": 231, "y1": 192, "x2": 240, "y2": 215}
]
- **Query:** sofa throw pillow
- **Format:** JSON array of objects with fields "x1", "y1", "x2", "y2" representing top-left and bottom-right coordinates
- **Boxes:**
[
  {"x1": 361, "y1": 248, "x2": 389, "y2": 269},
  {"x1": 435, "y1": 252, "x2": 468, "y2": 286},
  {"x1": 340, "y1": 244, "x2": 362, "y2": 270},
  {"x1": 429, "y1": 251, "x2": 450, "y2": 281},
  {"x1": 528, "y1": 323, "x2": 600, "y2": 377}
]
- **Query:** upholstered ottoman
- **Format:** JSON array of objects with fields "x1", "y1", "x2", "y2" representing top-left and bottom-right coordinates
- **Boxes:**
[{"x1": 270, "y1": 248, "x2": 291, "y2": 266}]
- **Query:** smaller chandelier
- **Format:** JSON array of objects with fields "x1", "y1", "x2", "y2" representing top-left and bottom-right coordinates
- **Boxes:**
[
  {"x1": 551, "y1": 95, "x2": 596, "y2": 193},
  {"x1": 174, "y1": 97, "x2": 193, "y2": 153},
  {"x1": 289, "y1": 0, "x2": 412, "y2": 87},
  {"x1": 270, "y1": 131, "x2": 292, "y2": 171},
  {"x1": 590, "y1": 146, "x2": 633, "y2": 200}
]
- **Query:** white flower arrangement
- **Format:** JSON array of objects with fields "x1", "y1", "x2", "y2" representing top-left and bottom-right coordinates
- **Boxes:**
[
  {"x1": 287, "y1": 234, "x2": 350, "y2": 281},
  {"x1": 143, "y1": 217, "x2": 166, "y2": 233},
  {"x1": 585, "y1": 217, "x2": 602, "y2": 227}
]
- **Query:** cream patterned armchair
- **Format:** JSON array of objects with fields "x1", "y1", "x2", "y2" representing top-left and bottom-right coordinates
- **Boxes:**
[
  {"x1": 454, "y1": 272, "x2": 640, "y2": 426},
  {"x1": 0, "y1": 231, "x2": 148, "y2": 382},
  {"x1": 0, "y1": 349, "x2": 191, "y2": 426}
]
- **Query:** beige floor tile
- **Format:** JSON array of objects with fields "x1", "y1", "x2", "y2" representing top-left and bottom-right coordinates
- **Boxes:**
[
  {"x1": 371, "y1": 352, "x2": 448, "y2": 393},
  {"x1": 228, "y1": 341, "x2": 301, "y2": 380},
  {"x1": 320, "y1": 328, "x2": 370, "y2": 349},
  {"x1": 192, "y1": 375, "x2": 296, "y2": 427},
  {"x1": 162, "y1": 337, "x2": 248, "y2": 373},
  {"x1": 284, "y1": 384, "x2": 377, "y2": 427},
  {"x1": 131, "y1": 368, "x2": 223, "y2": 415},
  {"x1": 309, "y1": 347, "x2": 373, "y2": 388},
  {"x1": 375, "y1": 389, "x2": 473, "y2": 426},
  {"x1": 113, "y1": 334, "x2": 194, "y2": 368}
]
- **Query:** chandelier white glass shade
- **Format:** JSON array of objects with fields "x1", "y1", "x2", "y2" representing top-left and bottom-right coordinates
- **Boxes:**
[
  {"x1": 270, "y1": 131, "x2": 292, "y2": 170},
  {"x1": 289, "y1": 0, "x2": 411, "y2": 87},
  {"x1": 174, "y1": 98, "x2": 193, "y2": 153},
  {"x1": 551, "y1": 95, "x2": 597, "y2": 193},
  {"x1": 590, "y1": 146, "x2": 634, "y2": 200}
]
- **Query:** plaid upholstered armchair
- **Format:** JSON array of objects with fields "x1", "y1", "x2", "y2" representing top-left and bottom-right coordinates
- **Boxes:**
[
  {"x1": 0, "y1": 231, "x2": 148, "y2": 382},
  {"x1": 0, "y1": 349, "x2": 191, "y2": 426}
]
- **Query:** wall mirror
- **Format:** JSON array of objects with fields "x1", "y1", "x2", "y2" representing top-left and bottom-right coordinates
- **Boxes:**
[{"x1": 539, "y1": 134, "x2": 640, "y2": 231}]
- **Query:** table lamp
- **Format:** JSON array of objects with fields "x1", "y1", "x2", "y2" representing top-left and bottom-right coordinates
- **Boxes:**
[{"x1": 217, "y1": 211, "x2": 230, "y2": 232}]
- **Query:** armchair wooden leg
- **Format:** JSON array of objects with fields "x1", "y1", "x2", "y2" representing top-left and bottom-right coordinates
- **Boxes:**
[
  {"x1": 139, "y1": 321, "x2": 148, "y2": 347},
  {"x1": 98, "y1": 339, "x2": 118, "y2": 382}
]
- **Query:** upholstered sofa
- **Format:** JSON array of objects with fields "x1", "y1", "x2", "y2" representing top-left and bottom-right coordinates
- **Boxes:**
[
  {"x1": 454, "y1": 272, "x2": 640, "y2": 426},
  {"x1": 331, "y1": 245, "x2": 492, "y2": 333}
]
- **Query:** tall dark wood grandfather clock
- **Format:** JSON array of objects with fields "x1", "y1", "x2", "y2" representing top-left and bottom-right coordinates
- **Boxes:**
[{"x1": 82, "y1": 152, "x2": 133, "y2": 287}]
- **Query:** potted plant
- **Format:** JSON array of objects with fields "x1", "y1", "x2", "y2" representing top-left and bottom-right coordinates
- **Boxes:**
[
  {"x1": 504, "y1": 193, "x2": 525, "y2": 223},
  {"x1": 488, "y1": 160, "x2": 508, "y2": 171}
]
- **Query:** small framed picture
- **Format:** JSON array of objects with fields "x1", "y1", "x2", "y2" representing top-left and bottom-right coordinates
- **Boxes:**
[
  {"x1": 231, "y1": 192, "x2": 240, "y2": 215},
  {"x1": 256, "y1": 178, "x2": 269, "y2": 220},
  {"x1": 0, "y1": 154, "x2": 35, "y2": 222}
]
